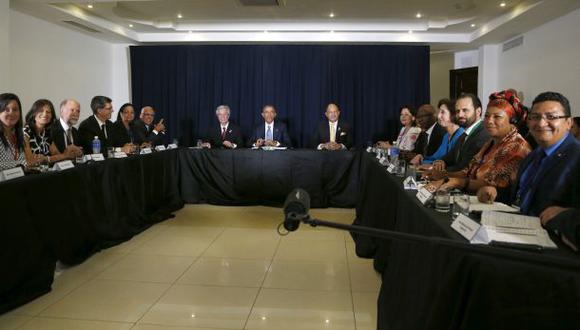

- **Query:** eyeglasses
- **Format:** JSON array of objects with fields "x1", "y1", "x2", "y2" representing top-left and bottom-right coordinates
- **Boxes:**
[{"x1": 527, "y1": 113, "x2": 569, "y2": 122}]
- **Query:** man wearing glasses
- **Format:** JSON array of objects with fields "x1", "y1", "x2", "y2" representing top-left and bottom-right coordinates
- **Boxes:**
[
  {"x1": 132, "y1": 106, "x2": 166, "y2": 146},
  {"x1": 478, "y1": 91, "x2": 579, "y2": 218}
]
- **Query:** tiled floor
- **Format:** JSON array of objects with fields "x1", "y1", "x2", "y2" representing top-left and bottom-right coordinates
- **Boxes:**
[{"x1": 0, "y1": 205, "x2": 380, "y2": 330}]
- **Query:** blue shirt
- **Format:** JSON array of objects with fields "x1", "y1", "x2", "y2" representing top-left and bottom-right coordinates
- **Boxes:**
[{"x1": 423, "y1": 127, "x2": 465, "y2": 164}]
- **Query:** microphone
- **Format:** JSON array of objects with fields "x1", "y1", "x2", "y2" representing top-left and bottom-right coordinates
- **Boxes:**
[{"x1": 283, "y1": 188, "x2": 310, "y2": 232}]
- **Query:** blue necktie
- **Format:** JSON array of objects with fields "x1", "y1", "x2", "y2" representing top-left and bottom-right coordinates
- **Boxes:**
[
  {"x1": 266, "y1": 126, "x2": 273, "y2": 141},
  {"x1": 518, "y1": 150, "x2": 547, "y2": 214}
]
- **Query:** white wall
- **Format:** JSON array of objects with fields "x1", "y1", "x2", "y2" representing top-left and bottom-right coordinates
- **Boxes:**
[
  {"x1": 0, "y1": 0, "x2": 10, "y2": 92},
  {"x1": 497, "y1": 9, "x2": 580, "y2": 116},
  {"x1": 454, "y1": 50, "x2": 478, "y2": 70},
  {"x1": 430, "y1": 52, "x2": 453, "y2": 105},
  {"x1": 9, "y1": 10, "x2": 132, "y2": 120}
]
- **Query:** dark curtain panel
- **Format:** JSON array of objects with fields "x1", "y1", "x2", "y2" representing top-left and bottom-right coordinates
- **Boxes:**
[{"x1": 130, "y1": 45, "x2": 430, "y2": 147}]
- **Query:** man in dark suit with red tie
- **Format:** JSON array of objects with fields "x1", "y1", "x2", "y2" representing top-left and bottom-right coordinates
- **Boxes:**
[
  {"x1": 310, "y1": 103, "x2": 353, "y2": 150},
  {"x1": 202, "y1": 105, "x2": 243, "y2": 148},
  {"x1": 78, "y1": 96, "x2": 115, "y2": 154}
]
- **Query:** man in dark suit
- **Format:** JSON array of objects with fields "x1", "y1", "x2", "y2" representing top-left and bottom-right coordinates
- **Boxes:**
[
  {"x1": 78, "y1": 96, "x2": 115, "y2": 154},
  {"x1": 432, "y1": 93, "x2": 490, "y2": 173},
  {"x1": 131, "y1": 106, "x2": 166, "y2": 146},
  {"x1": 51, "y1": 99, "x2": 83, "y2": 158},
  {"x1": 249, "y1": 105, "x2": 292, "y2": 148},
  {"x1": 409, "y1": 104, "x2": 446, "y2": 162},
  {"x1": 203, "y1": 105, "x2": 243, "y2": 148},
  {"x1": 477, "y1": 91, "x2": 580, "y2": 217},
  {"x1": 310, "y1": 103, "x2": 352, "y2": 150}
]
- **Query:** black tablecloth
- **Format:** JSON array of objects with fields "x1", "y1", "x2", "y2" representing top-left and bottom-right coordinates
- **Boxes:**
[
  {"x1": 353, "y1": 152, "x2": 580, "y2": 329},
  {"x1": 179, "y1": 148, "x2": 359, "y2": 207},
  {"x1": 0, "y1": 150, "x2": 183, "y2": 314}
]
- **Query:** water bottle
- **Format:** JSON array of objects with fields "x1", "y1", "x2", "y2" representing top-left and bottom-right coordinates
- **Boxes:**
[
  {"x1": 92, "y1": 136, "x2": 101, "y2": 154},
  {"x1": 389, "y1": 146, "x2": 400, "y2": 167}
]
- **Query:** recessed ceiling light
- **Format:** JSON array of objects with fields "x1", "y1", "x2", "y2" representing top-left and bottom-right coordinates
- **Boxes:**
[
  {"x1": 416, "y1": 13, "x2": 422, "y2": 18},
  {"x1": 408, "y1": 30, "x2": 413, "y2": 34},
  {"x1": 188, "y1": 30, "x2": 192, "y2": 33},
  {"x1": 264, "y1": 30, "x2": 269, "y2": 34},
  {"x1": 129, "y1": 24, "x2": 133, "y2": 28},
  {"x1": 470, "y1": 23, "x2": 476, "y2": 27},
  {"x1": 177, "y1": 13, "x2": 183, "y2": 18},
  {"x1": 329, "y1": 12, "x2": 335, "y2": 18},
  {"x1": 500, "y1": 2, "x2": 506, "y2": 7},
  {"x1": 330, "y1": 30, "x2": 334, "y2": 33},
  {"x1": 87, "y1": 4, "x2": 93, "y2": 9}
]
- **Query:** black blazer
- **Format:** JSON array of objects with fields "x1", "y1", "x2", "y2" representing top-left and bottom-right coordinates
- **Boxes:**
[
  {"x1": 547, "y1": 208, "x2": 580, "y2": 251},
  {"x1": 310, "y1": 120, "x2": 353, "y2": 149},
  {"x1": 50, "y1": 120, "x2": 80, "y2": 153},
  {"x1": 511, "y1": 133, "x2": 580, "y2": 216},
  {"x1": 413, "y1": 123, "x2": 446, "y2": 157},
  {"x1": 248, "y1": 121, "x2": 292, "y2": 147},
  {"x1": 111, "y1": 120, "x2": 133, "y2": 147},
  {"x1": 206, "y1": 122, "x2": 243, "y2": 148},
  {"x1": 440, "y1": 121, "x2": 490, "y2": 172},
  {"x1": 131, "y1": 119, "x2": 165, "y2": 146},
  {"x1": 78, "y1": 115, "x2": 115, "y2": 153}
]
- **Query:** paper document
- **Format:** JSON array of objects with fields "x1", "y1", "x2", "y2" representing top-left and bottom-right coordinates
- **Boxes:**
[{"x1": 467, "y1": 196, "x2": 519, "y2": 213}]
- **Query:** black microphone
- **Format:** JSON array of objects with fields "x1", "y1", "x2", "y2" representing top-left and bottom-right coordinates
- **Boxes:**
[{"x1": 283, "y1": 188, "x2": 310, "y2": 232}]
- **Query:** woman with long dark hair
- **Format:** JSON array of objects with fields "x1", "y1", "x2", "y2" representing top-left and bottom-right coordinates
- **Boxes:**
[{"x1": 0, "y1": 93, "x2": 26, "y2": 170}]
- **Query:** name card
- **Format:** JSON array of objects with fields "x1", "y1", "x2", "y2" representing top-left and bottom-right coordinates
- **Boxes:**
[
  {"x1": 403, "y1": 176, "x2": 418, "y2": 190},
  {"x1": 140, "y1": 147, "x2": 152, "y2": 154},
  {"x1": 366, "y1": 146, "x2": 372, "y2": 153},
  {"x1": 387, "y1": 164, "x2": 396, "y2": 173},
  {"x1": 167, "y1": 143, "x2": 178, "y2": 149},
  {"x1": 451, "y1": 214, "x2": 482, "y2": 241},
  {"x1": 91, "y1": 153, "x2": 105, "y2": 161},
  {"x1": 416, "y1": 187, "x2": 433, "y2": 205},
  {"x1": 379, "y1": 157, "x2": 389, "y2": 166},
  {"x1": 376, "y1": 153, "x2": 382, "y2": 159},
  {"x1": 52, "y1": 160, "x2": 75, "y2": 171},
  {"x1": 155, "y1": 145, "x2": 166, "y2": 151},
  {"x1": 0, "y1": 166, "x2": 25, "y2": 182},
  {"x1": 113, "y1": 152, "x2": 128, "y2": 158}
]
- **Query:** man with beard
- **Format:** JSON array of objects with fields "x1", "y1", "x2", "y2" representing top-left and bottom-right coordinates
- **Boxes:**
[
  {"x1": 432, "y1": 93, "x2": 491, "y2": 173},
  {"x1": 51, "y1": 99, "x2": 83, "y2": 157}
]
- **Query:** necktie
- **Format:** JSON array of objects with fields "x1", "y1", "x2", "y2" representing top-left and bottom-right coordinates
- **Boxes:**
[
  {"x1": 221, "y1": 127, "x2": 227, "y2": 140},
  {"x1": 266, "y1": 125, "x2": 273, "y2": 141},
  {"x1": 518, "y1": 151, "x2": 547, "y2": 214},
  {"x1": 66, "y1": 128, "x2": 73, "y2": 145},
  {"x1": 330, "y1": 122, "x2": 336, "y2": 142},
  {"x1": 101, "y1": 124, "x2": 107, "y2": 139},
  {"x1": 454, "y1": 132, "x2": 468, "y2": 163}
]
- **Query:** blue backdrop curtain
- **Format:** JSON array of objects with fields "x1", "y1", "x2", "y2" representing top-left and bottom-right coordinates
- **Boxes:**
[{"x1": 130, "y1": 44, "x2": 430, "y2": 147}]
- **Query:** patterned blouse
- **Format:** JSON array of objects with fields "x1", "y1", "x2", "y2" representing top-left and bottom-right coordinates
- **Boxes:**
[
  {"x1": 0, "y1": 135, "x2": 26, "y2": 171},
  {"x1": 395, "y1": 126, "x2": 421, "y2": 151},
  {"x1": 23, "y1": 125, "x2": 52, "y2": 156},
  {"x1": 461, "y1": 126, "x2": 531, "y2": 188}
]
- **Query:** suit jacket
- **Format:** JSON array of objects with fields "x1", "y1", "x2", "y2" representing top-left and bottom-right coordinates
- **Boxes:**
[
  {"x1": 511, "y1": 133, "x2": 580, "y2": 216},
  {"x1": 546, "y1": 208, "x2": 580, "y2": 251},
  {"x1": 50, "y1": 120, "x2": 80, "y2": 153},
  {"x1": 413, "y1": 123, "x2": 446, "y2": 157},
  {"x1": 206, "y1": 122, "x2": 244, "y2": 148},
  {"x1": 248, "y1": 121, "x2": 292, "y2": 147},
  {"x1": 310, "y1": 120, "x2": 353, "y2": 149},
  {"x1": 111, "y1": 120, "x2": 133, "y2": 147},
  {"x1": 78, "y1": 115, "x2": 115, "y2": 154},
  {"x1": 131, "y1": 119, "x2": 165, "y2": 146},
  {"x1": 440, "y1": 121, "x2": 490, "y2": 172}
]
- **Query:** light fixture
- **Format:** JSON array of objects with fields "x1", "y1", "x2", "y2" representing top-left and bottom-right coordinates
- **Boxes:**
[
  {"x1": 129, "y1": 24, "x2": 134, "y2": 28},
  {"x1": 416, "y1": 12, "x2": 422, "y2": 18},
  {"x1": 87, "y1": 4, "x2": 93, "y2": 9},
  {"x1": 188, "y1": 30, "x2": 192, "y2": 33},
  {"x1": 261, "y1": 316, "x2": 267, "y2": 320},
  {"x1": 177, "y1": 13, "x2": 183, "y2": 18},
  {"x1": 470, "y1": 23, "x2": 476, "y2": 27},
  {"x1": 408, "y1": 30, "x2": 413, "y2": 34},
  {"x1": 500, "y1": 2, "x2": 506, "y2": 7},
  {"x1": 329, "y1": 12, "x2": 335, "y2": 18},
  {"x1": 330, "y1": 30, "x2": 334, "y2": 33},
  {"x1": 264, "y1": 30, "x2": 269, "y2": 34}
]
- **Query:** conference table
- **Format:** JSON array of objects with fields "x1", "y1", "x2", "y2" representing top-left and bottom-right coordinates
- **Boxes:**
[{"x1": 353, "y1": 151, "x2": 580, "y2": 329}]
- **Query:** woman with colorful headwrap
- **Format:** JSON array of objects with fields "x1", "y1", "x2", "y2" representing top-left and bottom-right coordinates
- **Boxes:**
[{"x1": 426, "y1": 90, "x2": 532, "y2": 194}]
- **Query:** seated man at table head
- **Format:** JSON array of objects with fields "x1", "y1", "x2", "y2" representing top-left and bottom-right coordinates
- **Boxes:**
[
  {"x1": 311, "y1": 103, "x2": 352, "y2": 150},
  {"x1": 78, "y1": 96, "x2": 115, "y2": 154},
  {"x1": 51, "y1": 99, "x2": 83, "y2": 158},
  {"x1": 429, "y1": 90, "x2": 531, "y2": 195},
  {"x1": 408, "y1": 103, "x2": 446, "y2": 164},
  {"x1": 0, "y1": 93, "x2": 26, "y2": 170},
  {"x1": 431, "y1": 93, "x2": 490, "y2": 174},
  {"x1": 132, "y1": 106, "x2": 166, "y2": 147},
  {"x1": 249, "y1": 104, "x2": 292, "y2": 148},
  {"x1": 477, "y1": 91, "x2": 580, "y2": 216},
  {"x1": 202, "y1": 105, "x2": 243, "y2": 149}
]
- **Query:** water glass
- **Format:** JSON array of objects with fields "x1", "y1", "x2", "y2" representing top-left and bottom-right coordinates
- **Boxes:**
[
  {"x1": 405, "y1": 165, "x2": 417, "y2": 180},
  {"x1": 435, "y1": 189, "x2": 451, "y2": 213},
  {"x1": 107, "y1": 147, "x2": 115, "y2": 158},
  {"x1": 453, "y1": 194, "x2": 471, "y2": 218},
  {"x1": 397, "y1": 159, "x2": 406, "y2": 177}
]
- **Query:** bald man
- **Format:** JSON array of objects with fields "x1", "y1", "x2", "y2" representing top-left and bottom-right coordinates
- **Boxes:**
[
  {"x1": 310, "y1": 103, "x2": 352, "y2": 150},
  {"x1": 131, "y1": 106, "x2": 166, "y2": 146},
  {"x1": 51, "y1": 99, "x2": 83, "y2": 156}
]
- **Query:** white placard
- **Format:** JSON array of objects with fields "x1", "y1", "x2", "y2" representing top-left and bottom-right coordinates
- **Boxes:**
[
  {"x1": 379, "y1": 157, "x2": 389, "y2": 166},
  {"x1": 387, "y1": 164, "x2": 396, "y2": 173},
  {"x1": 91, "y1": 153, "x2": 105, "y2": 161},
  {"x1": 366, "y1": 146, "x2": 372, "y2": 153},
  {"x1": 451, "y1": 214, "x2": 482, "y2": 241},
  {"x1": 0, "y1": 167, "x2": 25, "y2": 182},
  {"x1": 167, "y1": 143, "x2": 178, "y2": 149},
  {"x1": 140, "y1": 147, "x2": 152, "y2": 154},
  {"x1": 416, "y1": 187, "x2": 433, "y2": 205},
  {"x1": 52, "y1": 160, "x2": 75, "y2": 171},
  {"x1": 403, "y1": 176, "x2": 418, "y2": 190},
  {"x1": 113, "y1": 152, "x2": 128, "y2": 158},
  {"x1": 155, "y1": 145, "x2": 166, "y2": 151}
]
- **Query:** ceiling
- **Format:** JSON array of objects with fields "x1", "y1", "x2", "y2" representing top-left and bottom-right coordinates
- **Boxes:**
[{"x1": 10, "y1": 0, "x2": 580, "y2": 52}]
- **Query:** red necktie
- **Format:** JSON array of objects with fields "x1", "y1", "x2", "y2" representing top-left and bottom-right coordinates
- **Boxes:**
[{"x1": 221, "y1": 127, "x2": 226, "y2": 140}]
